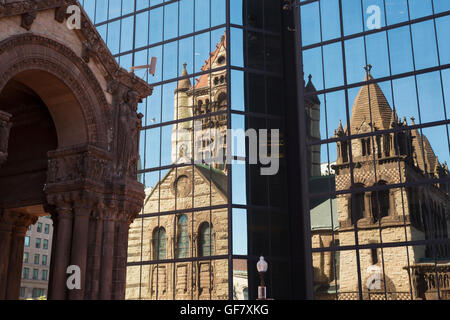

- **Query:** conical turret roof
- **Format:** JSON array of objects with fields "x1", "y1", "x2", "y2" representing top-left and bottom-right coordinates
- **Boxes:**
[
  {"x1": 176, "y1": 62, "x2": 191, "y2": 91},
  {"x1": 350, "y1": 66, "x2": 393, "y2": 133}
]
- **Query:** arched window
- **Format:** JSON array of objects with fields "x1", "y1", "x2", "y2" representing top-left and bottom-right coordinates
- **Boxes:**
[
  {"x1": 152, "y1": 227, "x2": 166, "y2": 260},
  {"x1": 361, "y1": 138, "x2": 371, "y2": 156},
  {"x1": 243, "y1": 288, "x2": 249, "y2": 300},
  {"x1": 198, "y1": 222, "x2": 214, "y2": 257},
  {"x1": 384, "y1": 134, "x2": 391, "y2": 157},
  {"x1": 371, "y1": 182, "x2": 389, "y2": 223},
  {"x1": 217, "y1": 92, "x2": 227, "y2": 111},
  {"x1": 350, "y1": 185, "x2": 365, "y2": 225},
  {"x1": 176, "y1": 215, "x2": 189, "y2": 258},
  {"x1": 341, "y1": 141, "x2": 349, "y2": 162}
]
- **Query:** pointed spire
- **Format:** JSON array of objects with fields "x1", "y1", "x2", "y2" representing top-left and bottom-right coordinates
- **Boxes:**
[
  {"x1": 304, "y1": 74, "x2": 320, "y2": 105},
  {"x1": 350, "y1": 65, "x2": 394, "y2": 132},
  {"x1": 176, "y1": 62, "x2": 191, "y2": 92}
]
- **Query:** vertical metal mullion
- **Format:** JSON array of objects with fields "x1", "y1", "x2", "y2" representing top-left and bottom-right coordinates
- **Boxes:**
[
  {"x1": 316, "y1": 0, "x2": 339, "y2": 299},
  {"x1": 208, "y1": 0, "x2": 213, "y2": 301},
  {"x1": 430, "y1": 1, "x2": 448, "y2": 300},
  {"x1": 336, "y1": 0, "x2": 364, "y2": 300},
  {"x1": 294, "y1": 0, "x2": 314, "y2": 300},
  {"x1": 406, "y1": 0, "x2": 441, "y2": 299},
  {"x1": 225, "y1": 0, "x2": 234, "y2": 301},
  {"x1": 381, "y1": 0, "x2": 414, "y2": 300},
  {"x1": 191, "y1": 0, "x2": 197, "y2": 301},
  {"x1": 357, "y1": 0, "x2": 389, "y2": 300}
]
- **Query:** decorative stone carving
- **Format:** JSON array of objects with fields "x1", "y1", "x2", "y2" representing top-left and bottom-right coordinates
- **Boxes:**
[
  {"x1": 47, "y1": 145, "x2": 111, "y2": 184},
  {"x1": 117, "y1": 91, "x2": 143, "y2": 178},
  {"x1": 81, "y1": 41, "x2": 94, "y2": 63},
  {"x1": 21, "y1": 11, "x2": 36, "y2": 30},
  {"x1": 0, "y1": 0, "x2": 152, "y2": 99},
  {"x1": 0, "y1": 111, "x2": 12, "y2": 166},
  {"x1": 54, "y1": 5, "x2": 69, "y2": 23},
  {"x1": 0, "y1": 0, "x2": 153, "y2": 300}
]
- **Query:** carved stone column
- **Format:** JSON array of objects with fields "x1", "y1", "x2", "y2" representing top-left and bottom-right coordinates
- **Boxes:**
[
  {"x1": 85, "y1": 205, "x2": 104, "y2": 300},
  {"x1": 112, "y1": 213, "x2": 132, "y2": 300},
  {"x1": 99, "y1": 204, "x2": 117, "y2": 300},
  {"x1": 6, "y1": 213, "x2": 37, "y2": 300},
  {"x1": 68, "y1": 197, "x2": 94, "y2": 300},
  {"x1": 44, "y1": 140, "x2": 144, "y2": 300},
  {"x1": 48, "y1": 198, "x2": 73, "y2": 300},
  {"x1": 0, "y1": 110, "x2": 12, "y2": 167},
  {"x1": 0, "y1": 210, "x2": 15, "y2": 299}
]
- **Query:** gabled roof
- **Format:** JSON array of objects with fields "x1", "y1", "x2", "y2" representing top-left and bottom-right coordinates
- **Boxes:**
[
  {"x1": 194, "y1": 33, "x2": 227, "y2": 90},
  {"x1": 143, "y1": 164, "x2": 228, "y2": 208},
  {"x1": 176, "y1": 62, "x2": 191, "y2": 91}
]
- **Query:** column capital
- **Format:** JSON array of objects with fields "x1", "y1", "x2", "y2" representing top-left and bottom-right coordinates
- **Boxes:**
[
  {"x1": 0, "y1": 210, "x2": 17, "y2": 226},
  {"x1": 13, "y1": 213, "x2": 38, "y2": 230}
]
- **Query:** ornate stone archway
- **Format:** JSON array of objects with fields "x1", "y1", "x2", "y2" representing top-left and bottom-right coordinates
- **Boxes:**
[{"x1": 0, "y1": 1, "x2": 153, "y2": 300}]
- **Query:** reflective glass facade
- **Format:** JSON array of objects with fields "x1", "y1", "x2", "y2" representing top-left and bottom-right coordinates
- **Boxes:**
[
  {"x1": 300, "y1": 0, "x2": 450, "y2": 300},
  {"x1": 81, "y1": 0, "x2": 450, "y2": 300}
]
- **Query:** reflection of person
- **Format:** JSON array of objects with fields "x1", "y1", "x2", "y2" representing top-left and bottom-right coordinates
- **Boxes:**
[{"x1": 118, "y1": 90, "x2": 143, "y2": 177}]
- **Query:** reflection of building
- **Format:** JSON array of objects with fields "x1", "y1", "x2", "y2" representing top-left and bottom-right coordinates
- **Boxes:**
[
  {"x1": 233, "y1": 259, "x2": 249, "y2": 300},
  {"x1": 20, "y1": 216, "x2": 53, "y2": 300},
  {"x1": 305, "y1": 76, "x2": 322, "y2": 177},
  {"x1": 126, "y1": 35, "x2": 230, "y2": 300},
  {"x1": 312, "y1": 67, "x2": 450, "y2": 300}
]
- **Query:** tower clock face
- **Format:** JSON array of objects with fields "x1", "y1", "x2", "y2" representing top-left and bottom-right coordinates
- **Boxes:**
[{"x1": 173, "y1": 175, "x2": 191, "y2": 197}]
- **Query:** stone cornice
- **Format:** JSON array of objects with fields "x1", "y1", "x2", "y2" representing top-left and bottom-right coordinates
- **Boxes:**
[{"x1": 0, "y1": 0, "x2": 153, "y2": 99}]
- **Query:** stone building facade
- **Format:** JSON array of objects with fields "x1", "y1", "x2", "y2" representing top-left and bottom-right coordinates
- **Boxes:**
[
  {"x1": 311, "y1": 67, "x2": 450, "y2": 300},
  {"x1": 0, "y1": 0, "x2": 152, "y2": 300},
  {"x1": 126, "y1": 35, "x2": 229, "y2": 300}
]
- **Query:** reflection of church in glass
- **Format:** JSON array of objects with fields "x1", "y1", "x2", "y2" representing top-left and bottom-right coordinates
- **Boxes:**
[
  {"x1": 311, "y1": 66, "x2": 450, "y2": 300},
  {"x1": 126, "y1": 35, "x2": 230, "y2": 300}
]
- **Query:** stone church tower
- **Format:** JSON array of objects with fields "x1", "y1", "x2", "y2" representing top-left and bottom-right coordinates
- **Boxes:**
[
  {"x1": 304, "y1": 74, "x2": 321, "y2": 177},
  {"x1": 126, "y1": 35, "x2": 229, "y2": 300},
  {"x1": 332, "y1": 66, "x2": 450, "y2": 299}
]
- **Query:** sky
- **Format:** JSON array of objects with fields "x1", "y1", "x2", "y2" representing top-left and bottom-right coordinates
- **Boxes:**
[{"x1": 301, "y1": 0, "x2": 450, "y2": 167}]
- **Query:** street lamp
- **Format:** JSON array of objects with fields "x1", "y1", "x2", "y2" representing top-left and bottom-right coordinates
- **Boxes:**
[{"x1": 256, "y1": 256, "x2": 268, "y2": 300}]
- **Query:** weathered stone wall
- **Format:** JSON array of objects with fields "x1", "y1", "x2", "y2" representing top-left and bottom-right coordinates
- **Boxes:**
[{"x1": 126, "y1": 166, "x2": 228, "y2": 300}]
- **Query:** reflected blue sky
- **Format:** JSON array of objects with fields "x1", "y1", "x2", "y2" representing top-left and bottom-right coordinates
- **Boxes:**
[{"x1": 81, "y1": 0, "x2": 450, "y2": 193}]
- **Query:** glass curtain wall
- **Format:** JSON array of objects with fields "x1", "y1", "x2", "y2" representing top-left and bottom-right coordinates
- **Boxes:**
[
  {"x1": 297, "y1": 0, "x2": 450, "y2": 300},
  {"x1": 80, "y1": 0, "x2": 294, "y2": 300}
]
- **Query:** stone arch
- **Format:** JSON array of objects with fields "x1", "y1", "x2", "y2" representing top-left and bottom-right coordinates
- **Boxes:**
[
  {"x1": 0, "y1": 30, "x2": 150, "y2": 300},
  {"x1": 0, "y1": 34, "x2": 110, "y2": 149}
]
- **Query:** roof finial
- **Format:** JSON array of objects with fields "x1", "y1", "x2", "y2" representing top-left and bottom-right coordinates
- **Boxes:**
[
  {"x1": 364, "y1": 64, "x2": 373, "y2": 75},
  {"x1": 410, "y1": 116, "x2": 415, "y2": 124},
  {"x1": 308, "y1": 74, "x2": 312, "y2": 82}
]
